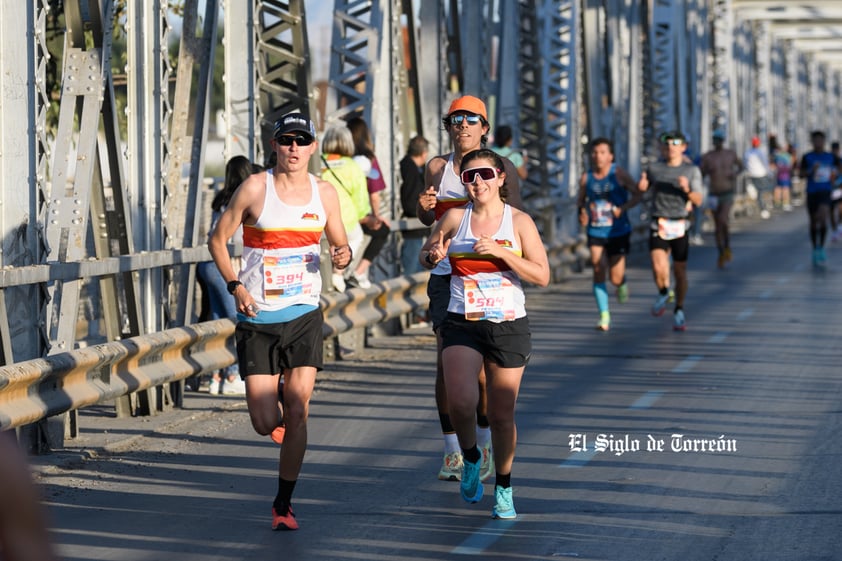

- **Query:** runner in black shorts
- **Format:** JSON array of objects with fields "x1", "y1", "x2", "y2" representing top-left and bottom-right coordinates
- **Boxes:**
[
  {"x1": 235, "y1": 308, "x2": 324, "y2": 374},
  {"x1": 421, "y1": 148, "x2": 549, "y2": 520},
  {"x1": 577, "y1": 138, "x2": 639, "y2": 331},
  {"x1": 638, "y1": 131, "x2": 703, "y2": 331},
  {"x1": 441, "y1": 314, "x2": 532, "y2": 368},
  {"x1": 209, "y1": 113, "x2": 351, "y2": 532},
  {"x1": 417, "y1": 96, "x2": 524, "y2": 484},
  {"x1": 798, "y1": 130, "x2": 838, "y2": 267}
]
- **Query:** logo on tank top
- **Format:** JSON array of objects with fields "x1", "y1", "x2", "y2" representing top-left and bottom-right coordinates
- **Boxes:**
[
  {"x1": 495, "y1": 238, "x2": 514, "y2": 248},
  {"x1": 300, "y1": 212, "x2": 320, "y2": 221}
]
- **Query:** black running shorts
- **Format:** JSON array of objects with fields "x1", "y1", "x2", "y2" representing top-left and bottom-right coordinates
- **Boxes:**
[
  {"x1": 587, "y1": 233, "x2": 631, "y2": 257},
  {"x1": 440, "y1": 313, "x2": 532, "y2": 368},
  {"x1": 235, "y1": 308, "x2": 324, "y2": 376},
  {"x1": 807, "y1": 191, "x2": 833, "y2": 215},
  {"x1": 649, "y1": 230, "x2": 690, "y2": 262}
]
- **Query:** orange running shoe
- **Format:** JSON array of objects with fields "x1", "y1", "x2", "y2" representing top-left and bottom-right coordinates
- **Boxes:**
[
  {"x1": 271, "y1": 506, "x2": 298, "y2": 531},
  {"x1": 270, "y1": 425, "x2": 285, "y2": 445}
]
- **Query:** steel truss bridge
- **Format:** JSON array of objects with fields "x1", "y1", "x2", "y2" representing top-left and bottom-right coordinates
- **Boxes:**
[{"x1": 1, "y1": 0, "x2": 840, "y2": 447}]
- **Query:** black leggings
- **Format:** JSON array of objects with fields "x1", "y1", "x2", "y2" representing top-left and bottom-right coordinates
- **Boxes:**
[{"x1": 361, "y1": 222, "x2": 391, "y2": 262}]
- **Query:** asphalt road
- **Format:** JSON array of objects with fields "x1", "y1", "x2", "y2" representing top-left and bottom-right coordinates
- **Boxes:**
[{"x1": 30, "y1": 206, "x2": 842, "y2": 561}]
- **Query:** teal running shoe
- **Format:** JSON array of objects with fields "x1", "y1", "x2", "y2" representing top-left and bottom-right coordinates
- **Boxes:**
[
  {"x1": 460, "y1": 457, "x2": 484, "y2": 503},
  {"x1": 491, "y1": 486, "x2": 517, "y2": 519}
]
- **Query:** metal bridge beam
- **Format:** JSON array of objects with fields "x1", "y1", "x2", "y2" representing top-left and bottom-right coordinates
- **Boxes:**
[
  {"x1": 223, "y1": 1, "x2": 259, "y2": 162},
  {"x1": 0, "y1": 0, "x2": 50, "y2": 365},
  {"x1": 255, "y1": 0, "x2": 313, "y2": 162}
]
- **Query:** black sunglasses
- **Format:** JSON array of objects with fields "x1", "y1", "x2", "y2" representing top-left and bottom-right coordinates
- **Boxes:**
[
  {"x1": 276, "y1": 134, "x2": 314, "y2": 146},
  {"x1": 448, "y1": 114, "x2": 482, "y2": 126},
  {"x1": 460, "y1": 166, "x2": 499, "y2": 185}
]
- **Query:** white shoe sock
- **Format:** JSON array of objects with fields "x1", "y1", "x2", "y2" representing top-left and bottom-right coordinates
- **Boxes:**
[{"x1": 443, "y1": 432, "x2": 461, "y2": 454}]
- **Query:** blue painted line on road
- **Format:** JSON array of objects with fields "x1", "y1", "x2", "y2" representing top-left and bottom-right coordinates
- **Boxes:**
[
  {"x1": 630, "y1": 390, "x2": 665, "y2": 409},
  {"x1": 452, "y1": 519, "x2": 517, "y2": 555},
  {"x1": 736, "y1": 308, "x2": 754, "y2": 321},
  {"x1": 672, "y1": 355, "x2": 703, "y2": 373},
  {"x1": 708, "y1": 331, "x2": 729, "y2": 343},
  {"x1": 559, "y1": 449, "x2": 599, "y2": 468}
]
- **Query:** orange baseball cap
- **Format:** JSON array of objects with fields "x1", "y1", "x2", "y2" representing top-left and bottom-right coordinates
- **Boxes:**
[
  {"x1": 446, "y1": 95, "x2": 488, "y2": 121},
  {"x1": 751, "y1": 136, "x2": 761, "y2": 147}
]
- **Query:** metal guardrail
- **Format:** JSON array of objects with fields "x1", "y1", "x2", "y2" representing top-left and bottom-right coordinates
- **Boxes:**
[
  {"x1": 0, "y1": 319, "x2": 235, "y2": 430},
  {"x1": 0, "y1": 273, "x2": 432, "y2": 431}
]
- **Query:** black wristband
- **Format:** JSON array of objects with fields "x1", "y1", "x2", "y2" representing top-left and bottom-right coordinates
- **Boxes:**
[
  {"x1": 226, "y1": 280, "x2": 243, "y2": 294},
  {"x1": 425, "y1": 252, "x2": 436, "y2": 266}
]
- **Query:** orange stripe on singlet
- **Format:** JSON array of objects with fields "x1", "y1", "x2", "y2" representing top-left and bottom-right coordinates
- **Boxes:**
[{"x1": 242, "y1": 226, "x2": 323, "y2": 249}]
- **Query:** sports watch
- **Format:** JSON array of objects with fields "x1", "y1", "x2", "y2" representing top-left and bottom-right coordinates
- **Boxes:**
[{"x1": 226, "y1": 280, "x2": 243, "y2": 294}]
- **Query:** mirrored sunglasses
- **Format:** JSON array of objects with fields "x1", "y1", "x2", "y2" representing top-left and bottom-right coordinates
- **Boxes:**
[
  {"x1": 276, "y1": 134, "x2": 314, "y2": 146},
  {"x1": 449, "y1": 114, "x2": 482, "y2": 126},
  {"x1": 460, "y1": 166, "x2": 499, "y2": 185},
  {"x1": 663, "y1": 138, "x2": 684, "y2": 146}
]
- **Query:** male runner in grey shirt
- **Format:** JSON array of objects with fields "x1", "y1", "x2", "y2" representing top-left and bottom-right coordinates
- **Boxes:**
[{"x1": 639, "y1": 130, "x2": 703, "y2": 331}]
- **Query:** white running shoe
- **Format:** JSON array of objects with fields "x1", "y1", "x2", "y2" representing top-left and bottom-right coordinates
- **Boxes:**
[
  {"x1": 222, "y1": 377, "x2": 246, "y2": 395},
  {"x1": 438, "y1": 451, "x2": 463, "y2": 481}
]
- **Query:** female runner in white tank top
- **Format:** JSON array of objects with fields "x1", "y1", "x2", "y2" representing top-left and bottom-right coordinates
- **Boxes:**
[{"x1": 419, "y1": 148, "x2": 549, "y2": 520}]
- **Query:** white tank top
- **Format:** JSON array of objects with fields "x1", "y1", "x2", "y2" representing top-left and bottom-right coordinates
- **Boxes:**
[
  {"x1": 447, "y1": 203, "x2": 526, "y2": 322},
  {"x1": 432, "y1": 154, "x2": 469, "y2": 276},
  {"x1": 239, "y1": 171, "x2": 326, "y2": 311}
]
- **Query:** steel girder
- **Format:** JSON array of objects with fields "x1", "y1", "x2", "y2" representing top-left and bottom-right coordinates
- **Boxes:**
[
  {"x1": 0, "y1": 1, "x2": 51, "y2": 365},
  {"x1": 797, "y1": 52, "x2": 810, "y2": 144},
  {"x1": 224, "y1": 1, "x2": 259, "y2": 162},
  {"x1": 710, "y1": 0, "x2": 733, "y2": 141},
  {"x1": 514, "y1": 0, "x2": 580, "y2": 241},
  {"x1": 127, "y1": 1, "x2": 170, "y2": 335},
  {"x1": 647, "y1": 0, "x2": 679, "y2": 140},
  {"x1": 162, "y1": 0, "x2": 219, "y2": 331},
  {"x1": 581, "y1": 0, "x2": 643, "y2": 173},
  {"x1": 783, "y1": 43, "x2": 799, "y2": 149},
  {"x1": 495, "y1": 0, "x2": 522, "y2": 139},
  {"x1": 46, "y1": 0, "x2": 140, "y2": 354},
  {"x1": 731, "y1": 19, "x2": 753, "y2": 151},
  {"x1": 458, "y1": 0, "x2": 493, "y2": 101},
  {"x1": 769, "y1": 39, "x2": 786, "y2": 145},
  {"x1": 752, "y1": 20, "x2": 770, "y2": 143},
  {"x1": 417, "y1": 0, "x2": 450, "y2": 156},
  {"x1": 255, "y1": 0, "x2": 313, "y2": 162},
  {"x1": 327, "y1": 0, "x2": 385, "y2": 124},
  {"x1": 327, "y1": 0, "x2": 410, "y2": 280},
  {"x1": 684, "y1": 0, "x2": 709, "y2": 154},
  {"x1": 35, "y1": 0, "x2": 152, "y2": 436}
]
